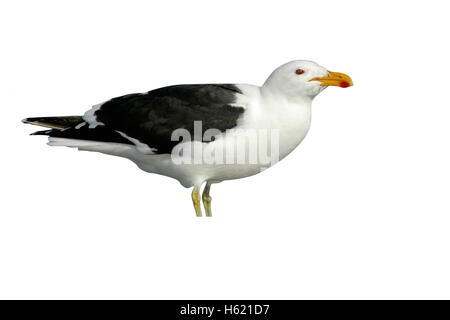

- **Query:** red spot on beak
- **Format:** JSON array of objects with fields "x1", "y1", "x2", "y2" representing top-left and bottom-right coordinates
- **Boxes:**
[{"x1": 340, "y1": 81, "x2": 350, "y2": 88}]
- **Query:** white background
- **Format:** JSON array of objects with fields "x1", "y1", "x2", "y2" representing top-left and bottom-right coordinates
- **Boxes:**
[{"x1": 1, "y1": 0, "x2": 449, "y2": 299}]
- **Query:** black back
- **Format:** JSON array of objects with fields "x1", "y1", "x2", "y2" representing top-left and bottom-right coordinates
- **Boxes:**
[{"x1": 39, "y1": 84, "x2": 245, "y2": 154}]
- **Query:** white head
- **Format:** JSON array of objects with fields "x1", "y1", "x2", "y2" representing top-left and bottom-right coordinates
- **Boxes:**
[{"x1": 263, "y1": 60, "x2": 353, "y2": 99}]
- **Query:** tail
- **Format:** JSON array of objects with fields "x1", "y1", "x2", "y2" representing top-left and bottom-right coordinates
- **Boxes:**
[
  {"x1": 22, "y1": 116, "x2": 84, "y2": 130},
  {"x1": 22, "y1": 115, "x2": 132, "y2": 145}
]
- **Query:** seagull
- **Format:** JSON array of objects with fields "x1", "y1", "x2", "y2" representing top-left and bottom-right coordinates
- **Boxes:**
[{"x1": 23, "y1": 60, "x2": 352, "y2": 217}]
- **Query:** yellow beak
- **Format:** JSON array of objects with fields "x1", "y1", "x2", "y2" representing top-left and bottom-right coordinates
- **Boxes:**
[{"x1": 310, "y1": 71, "x2": 353, "y2": 88}]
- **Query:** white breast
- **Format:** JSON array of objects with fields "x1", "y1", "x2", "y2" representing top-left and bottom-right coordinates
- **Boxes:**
[{"x1": 235, "y1": 84, "x2": 312, "y2": 161}]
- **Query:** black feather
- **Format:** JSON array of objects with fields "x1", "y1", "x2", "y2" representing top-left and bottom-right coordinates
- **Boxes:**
[{"x1": 26, "y1": 84, "x2": 245, "y2": 154}]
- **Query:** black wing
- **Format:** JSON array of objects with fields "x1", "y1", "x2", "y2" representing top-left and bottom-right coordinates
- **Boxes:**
[{"x1": 40, "y1": 84, "x2": 246, "y2": 154}]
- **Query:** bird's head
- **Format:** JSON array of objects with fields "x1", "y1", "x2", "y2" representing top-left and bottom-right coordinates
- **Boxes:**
[{"x1": 263, "y1": 60, "x2": 353, "y2": 99}]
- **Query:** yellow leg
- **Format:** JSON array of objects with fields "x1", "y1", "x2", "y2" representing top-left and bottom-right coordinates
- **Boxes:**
[
  {"x1": 202, "y1": 182, "x2": 212, "y2": 217},
  {"x1": 191, "y1": 187, "x2": 202, "y2": 217}
]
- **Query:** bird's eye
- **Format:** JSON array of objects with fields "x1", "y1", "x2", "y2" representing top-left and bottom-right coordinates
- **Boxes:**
[{"x1": 295, "y1": 69, "x2": 305, "y2": 75}]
